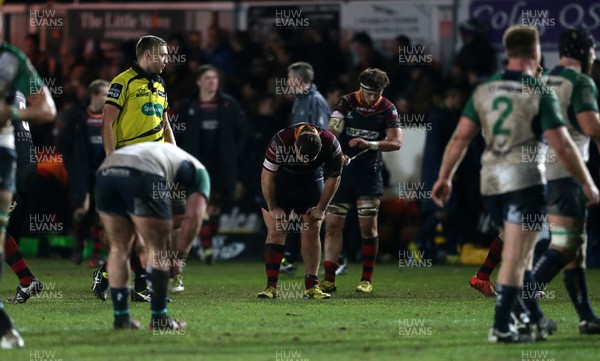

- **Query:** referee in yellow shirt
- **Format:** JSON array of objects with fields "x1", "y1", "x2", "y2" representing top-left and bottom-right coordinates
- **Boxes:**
[
  {"x1": 102, "y1": 35, "x2": 175, "y2": 155},
  {"x1": 100, "y1": 35, "x2": 176, "y2": 306}
]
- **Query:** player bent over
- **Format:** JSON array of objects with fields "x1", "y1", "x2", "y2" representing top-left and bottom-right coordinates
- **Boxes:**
[
  {"x1": 432, "y1": 26, "x2": 599, "y2": 343},
  {"x1": 257, "y1": 123, "x2": 342, "y2": 299},
  {"x1": 95, "y1": 142, "x2": 209, "y2": 329}
]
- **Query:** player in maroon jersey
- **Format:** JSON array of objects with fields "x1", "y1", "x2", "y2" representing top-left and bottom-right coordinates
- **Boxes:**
[
  {"x1": 321, "y1": 68, "x2": 402, "y2": 293},
  {"x1": 257, "y1": 123, "x2": 343, "y2": 299}
]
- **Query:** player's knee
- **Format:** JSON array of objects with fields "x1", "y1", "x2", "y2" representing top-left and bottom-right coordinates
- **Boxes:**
[
  {"x1": 357, "y1": 203, "x2": 378, "y2": 218},
  {"x1": 326, "y1": 204, "x2": 350, "y2": 218},
  {"x1": 550, "y1": 226, "x2": 585, "y2": 254}
]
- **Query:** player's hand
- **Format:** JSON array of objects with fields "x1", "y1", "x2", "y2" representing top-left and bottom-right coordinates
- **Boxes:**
[
  {"x1": 348, "y1": 138, "x2": 369, "y2": 149},
  {"x1": 342, "y1": 154, "x2": 350, "y2": 166},
  {"x1": 582, "y1": 182, "x2": 600, "y2": 207},
  {"x1": 432, "y1": 178, "x2": 452, "y2": 208},
  {"x1": 269, "y1": 207, "x2": 287, "y2": 223},
  {"x1": 306, "y1": 207, "x2": 325, "y2": 222}
]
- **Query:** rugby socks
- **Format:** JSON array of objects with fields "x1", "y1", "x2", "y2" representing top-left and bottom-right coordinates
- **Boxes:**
[
  {"x1": 494, "y1": 284, "x2": 519, "y2": 332},
  {"x1": 476, "y1": 235, "x2": 503, "y2": 281},
  {"x1": 305, "y1": 274, "x2": 319, "y2": 290},
  {"x1": 91, "y1": 226, "x2": 103, "y2": 261},
  {"x1": 532, "y1": 248, "x2": 565, "y2": 287},
  {"x1": 0, "y1": 258, "x2": 14, "y2": 336},
  {"x1": 323, "y1": 260, "x2": 338, "y2": 283},
  {"x1": 264, "y1": 244, "x2": 285, "y2": 288},
  {"x1": 200, "y1": 218, "x2": 218, "y2": 253},
  {"x1": 4, "y1": 234, "x2": 34, "y2": 286},
  {"x1": 564, "y1": 268, "x2": 597, "y2": 321},
  {"x1": 521, "y1": 270, "x2": 544, "y2": 322},
  {"x1": 149, "y1": 268, "x2": 170, "y2": 320},
  {"x1": 360, "y1": 237, "x2": 378, "y2": 282},
  {"x1": 110, "y1": 287, "x2": 130, "y2": 325},
  {"x1": 131, "y1": 251, "x2": 147, "y2": 292}
]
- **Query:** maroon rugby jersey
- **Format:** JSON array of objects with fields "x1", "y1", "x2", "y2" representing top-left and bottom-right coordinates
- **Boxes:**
[
  {"x1": 263, "y1": 123, "x2": 343, "y2": 178},
  {"x1": 331, "y1": 91, "x2": 400, "y2": 170}
]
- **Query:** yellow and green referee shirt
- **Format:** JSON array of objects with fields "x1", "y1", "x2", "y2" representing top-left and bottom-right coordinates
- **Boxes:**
[{"x1": 105, "y1": 64, "x2": 168, "y2": 148}]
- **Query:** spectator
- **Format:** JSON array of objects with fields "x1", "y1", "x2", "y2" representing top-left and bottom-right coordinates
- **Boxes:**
[{"x1": 175, "y1": 64, "x2": 248, "y2": 265}]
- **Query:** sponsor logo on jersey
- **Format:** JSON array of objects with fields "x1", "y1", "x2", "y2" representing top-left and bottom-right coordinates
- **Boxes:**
[
  {"x1": 135, "y1": 88, "x2": 149, "y2": 98},
  {"x1": 107, "y1": 83, "x2": 123, "y2": 100},
  {"x1": 158, "y1": 89, "x2": 166, "y2": 98},
  {"x1": 141, "y1": 102, "x2": 164, "y2": 117},
  {"x1": 346, "y1": 127, "x2": 379, "y2": 140}
]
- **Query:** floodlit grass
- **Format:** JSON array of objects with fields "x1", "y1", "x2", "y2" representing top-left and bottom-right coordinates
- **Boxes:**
[{"x1": 2, "y1": 259, "x2": 599, "y2": 360}]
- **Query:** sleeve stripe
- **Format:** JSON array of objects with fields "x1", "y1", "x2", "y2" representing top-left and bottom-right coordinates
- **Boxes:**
[
  {"x1": 263, "y1": 159, "x2": 279, "y2": 172},
  {"x1": 105, "y1": 100, "x2": 122, "y2": 110}
]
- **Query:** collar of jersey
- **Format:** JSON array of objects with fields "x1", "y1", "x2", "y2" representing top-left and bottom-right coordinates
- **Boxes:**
[{"x1": 132, "y1": 63, "x2": 154, "y2": 81}]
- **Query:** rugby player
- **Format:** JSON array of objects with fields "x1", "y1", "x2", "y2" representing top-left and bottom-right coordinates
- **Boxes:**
[
  {"x1": 95, "y1": 142, "x2": 209, "y2": 330},
  {"x1": 470, "y1": 29, "x2": 600, "y2": 335},
  {"x1": 321, "y1": 68, "x2": 402, "y2": 293},
  {"x1": 0, "y1": 29, "x2": 57, "y2": 348},
  {"x1": 257, "y1": 123, "x2": 342, "y2": 299},
  {"x1": 432, "y1": 26, "x2": 599, "y2": 343}
]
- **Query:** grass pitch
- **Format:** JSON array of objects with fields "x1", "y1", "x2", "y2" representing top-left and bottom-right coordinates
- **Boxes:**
[{"x1": 1, "y1": 259, "x2": 599, "y2": 361}]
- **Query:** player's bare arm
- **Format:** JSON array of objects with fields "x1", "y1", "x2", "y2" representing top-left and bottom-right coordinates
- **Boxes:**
[
  {"x1": 432, "y1": 116, "x2": 480, "y2": 207},
  {"x1": 307, "y1": 175, "x2": 341, "y2": 221},
  {"x1": 576, "y1": 110, "x2": 600, "y2": 151},
  {"x1": 162, "y1": 111, "x2": 176, "y2": 145},
  {"x1": 545, "y1": 126, "x2": 600, "y2": 206},
  {"x1": 102, "y1": 103, "x2": 120, "y2": 155},
  {"x1": 21, "y1": 86, "x2": 56, "y2": 124},
  {"x1": 174, "y1": 192, "x2": 207, "y2": 260},
  {"x1": 347, "y1": 127, "x2": 402, "y2": 151}
]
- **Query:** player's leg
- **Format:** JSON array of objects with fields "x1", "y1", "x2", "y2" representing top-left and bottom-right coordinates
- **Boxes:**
[
  {"x1": 532, "y1": 179, "x2": 598, "y2": 333},
  {"x1": 469, "y1": 234, "x2": 503, "y2": 297},
  {"x1": 300, "y1": 213, "x2": 329, "y2": 299},
  {"x1": 257, "y1": 207, "x2": 287, "y2": 298},
  {"x1": 321, "y1": 176, "x2": 352, "y2": 292},
  {"x1": 0, "y1": 149, "x2": 24, "y2": 348},
  {"x1": 4, "y1": 233, "x2": 43, "y2": 304},
  {"x1": 130, "y1": 233, "x2": 150, "y2": 302},
  {"x1": 321, "y1": 206, "x2": 349, "y2": 292},
  {"x1": 490, "y1": 186, "x2": 548, "y2": 342},
  {"x1": 355, "y1": 197, "x2": 380, "y2": 293},
  {"x1": 130, "y1": 215, "x2": 181, "y2": 330},
  {"x1": 100, "y1": 212, "x2": 138, "y2": 329}
]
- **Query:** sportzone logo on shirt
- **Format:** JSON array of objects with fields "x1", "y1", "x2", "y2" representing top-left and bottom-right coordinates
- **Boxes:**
[{"x1": 141, "y1": 102, "x2": 164, "y2": 117}]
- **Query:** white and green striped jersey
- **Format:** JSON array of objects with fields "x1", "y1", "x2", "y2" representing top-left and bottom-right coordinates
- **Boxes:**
[
  {"x1": 543, "y1": 66, "x2": 599, "y2": 181},
  {"x1": 462, "y1": 70, "x2": 565, "y2": 195}
]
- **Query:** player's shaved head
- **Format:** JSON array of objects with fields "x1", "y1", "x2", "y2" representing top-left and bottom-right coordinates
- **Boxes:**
[{"x1": 503, "y1": 25, "x2": 539, "y2": 59}]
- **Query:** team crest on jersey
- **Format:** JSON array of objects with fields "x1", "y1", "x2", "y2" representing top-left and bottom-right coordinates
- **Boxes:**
[
  {"x1": 107, "y1": 83, "x2": 123, "y2": 100},
  {"x1": 346, "y1": 127, "x2": 379, "y2": 140}
]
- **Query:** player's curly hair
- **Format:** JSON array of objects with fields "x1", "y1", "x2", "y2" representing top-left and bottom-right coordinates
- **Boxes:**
[
  {"x1": 359, "y1": 68, "x2": 390, "y2": 91},
  {"x1": 296, "y1": 130, "x2": 322, "y2": 161}
]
